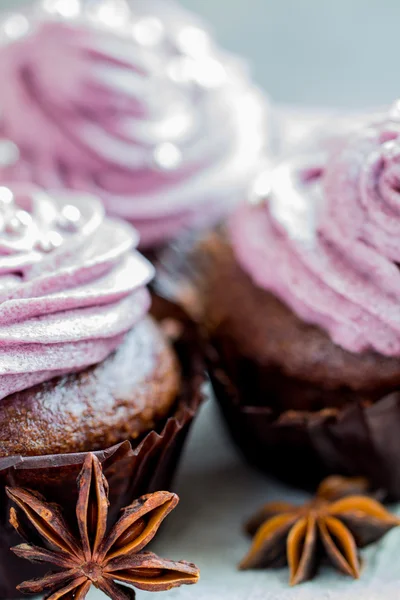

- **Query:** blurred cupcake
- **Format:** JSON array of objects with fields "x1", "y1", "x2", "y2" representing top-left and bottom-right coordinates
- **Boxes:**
[
  {"x1": 162, "y1": 103, "x2": 400, "y2": 499},
  {"x1": 277, "y1": 104, "x2": 386, "y2": 157},
  {"x1": 0, "y1": 0, "x2": 268, "y2": 250},
  {"x1": 0, "y1": 183, "x2": 204, "y2": 598}
]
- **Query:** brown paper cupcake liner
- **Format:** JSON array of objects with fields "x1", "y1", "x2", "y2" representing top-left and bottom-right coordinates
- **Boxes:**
[
  {"x1": 209, "y1": 347, "x2": 400, "y2": 500},
  {"x1": 0, "y1": 295, "x2": 205, "y2": 599},
  {"x1": 155, "y1": 228, "x2": 400, "y2": 502}
]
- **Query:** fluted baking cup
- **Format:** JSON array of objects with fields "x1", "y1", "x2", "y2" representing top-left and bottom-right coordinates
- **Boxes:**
[
  {"x1": 210, "y1": 346, "x2": 400, "y2": 500},
  {"x1": 0, "y1": 296, "x2": 205, "y2": 599}
]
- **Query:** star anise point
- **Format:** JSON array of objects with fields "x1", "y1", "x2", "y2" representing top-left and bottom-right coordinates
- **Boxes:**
[
  {"x1": 240, "y1": 475, "x2": 399, "y2": 586},
  {"x1": 7, "y1": 453, "x2": 200, "y2": 600}
]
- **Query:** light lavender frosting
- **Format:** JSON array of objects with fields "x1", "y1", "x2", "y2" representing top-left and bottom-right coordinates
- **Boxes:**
[
  {"x1": 0, "y1": 0, "x2": 267, "y2": 247},
  {"x1": 231, "y1": 105, "x2": 400, "y2": 357},
  {"x1": 0, "y1": 183, "x2": 153, "y2": 400}
]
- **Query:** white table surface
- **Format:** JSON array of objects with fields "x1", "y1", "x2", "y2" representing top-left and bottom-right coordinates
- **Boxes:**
[{"x1": 82, "y1": 395, "x2": 400, "y2": 600}]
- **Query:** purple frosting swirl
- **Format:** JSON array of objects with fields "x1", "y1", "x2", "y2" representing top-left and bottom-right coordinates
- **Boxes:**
[
  {"x1": 231, "y1": 105, "x2": 400, "y2": 356},
  {"x1": 0, "y1": 183, "x2": 153, "y2": 400},
  {"x1": 0, "y1": 0, "x2": 267, "y2": 247}
]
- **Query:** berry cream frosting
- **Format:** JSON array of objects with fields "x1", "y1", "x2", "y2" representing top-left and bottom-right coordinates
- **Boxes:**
[
  {"x1": 231, "y1": 103, "x2": 400, "y2": 357},
  {"x1": 0, "y1": 183, "x2": 153, "y2": 400},
  {"x1": 0, "y1": 0, "x2": 267, "y2": 248}
]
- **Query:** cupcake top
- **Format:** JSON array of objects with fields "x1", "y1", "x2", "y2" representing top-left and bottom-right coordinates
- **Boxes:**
[
  {"x1": 230, "y1": 102, "x2": 400, "y2": 357},
  {"x1": 0, "y1": 183, "x2": 153, "y2": 400},
  {"x1": 0, "y1": 0, "x2": 267, "y2": 248}
]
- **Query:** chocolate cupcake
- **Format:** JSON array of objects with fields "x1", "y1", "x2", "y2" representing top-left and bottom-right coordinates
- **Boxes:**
[
  {"x1": 0, "y1": 0, "x2": 268, "y2": 250},
  {"x1": 0, "y1": 183, "x2": 204, "y2": 598},
  {"x1": 161, "y1": 103, "x2": 400, "y2": 499}
]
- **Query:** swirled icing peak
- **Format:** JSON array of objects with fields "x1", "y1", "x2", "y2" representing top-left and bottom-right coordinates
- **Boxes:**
[
  {"x1": 0, "y1": 0, "x2": 267, "y2": 247},
  {"x1": 231, "y1": 102, "x2": 400, "y2": 357},
  {"x1": 0, "y1": 183, "x2": 153, "y2": 400}
]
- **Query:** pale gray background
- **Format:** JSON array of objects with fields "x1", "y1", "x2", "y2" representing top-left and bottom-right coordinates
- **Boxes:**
[{"x1": 3, "y1": 0, "x2": 400, "y2": 107}]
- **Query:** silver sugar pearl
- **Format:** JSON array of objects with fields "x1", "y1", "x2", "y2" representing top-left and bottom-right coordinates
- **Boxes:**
[
  {"x1": 167, "y1": 57, "x2": 194, "y2": 84},
  {"x1": 177, "y1": 26, "x2": 211, "y2": 58},
  {"x1": 193, "y1": 58, "x2": 227, "y2": 88},
  {"x1": 0, "y1": 140, "x2": 20, "y2": 167},
  {"x1": 3, "y1": 14, "x2": 30, "y2": 40},
  {"x1": 37, "y1": 231, "x2": 64, "y2": 253},
  {"x1": 42, "y1": 0, "x2": 81, "y2": 18},
  {"x1": 86, "y1": 0, "x2": 130, "y2": 28},
  {"x1": 0, "y1": 186, "x2": 14, "y2": 205},
  {"x1": 382, "y1": 139, "x2": 400, "y2": 160},
  {"x1": 133, "y1": 17, "x2": 164, "y2": 46},
  {"x1": 5, "y1": 217, "x2": 22, "y2": 235},
  {"x1": 57, "y1": 204, "x2": 81, "y2": 232},
  {"x1": 5, "y1": 211, "x2": 31, "y2": 235},
  {"x1": 15, "y1": 209, "x2": 32, "y2": 227},
  {"x1": 153, "y1": 143, "x2": 182, "y2": 171}
]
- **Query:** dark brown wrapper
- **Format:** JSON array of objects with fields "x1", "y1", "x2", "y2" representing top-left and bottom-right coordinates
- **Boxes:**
[
  {"x1": 209, "y1": 349, "x2": 400, "y2": 498},
  {"x1": 156, "y1": 228, "x2": 400, "y2": 502},
  {"x1": 0, "y1": 295, "x2": 205, "y2": 599}
]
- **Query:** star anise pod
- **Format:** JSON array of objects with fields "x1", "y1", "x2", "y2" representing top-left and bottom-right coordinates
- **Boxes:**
[
  {"x1": 240, "y1": 475, "x2": 400, "y2": 586},
  {"x1": 6, "y1": 453, "x2": 200, "y2": 600}
]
